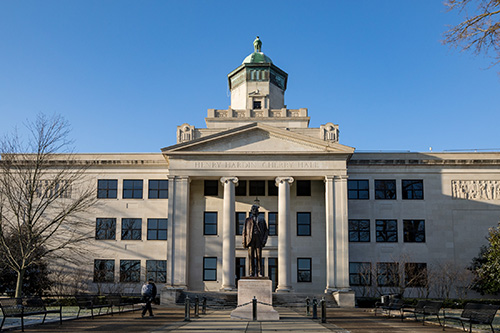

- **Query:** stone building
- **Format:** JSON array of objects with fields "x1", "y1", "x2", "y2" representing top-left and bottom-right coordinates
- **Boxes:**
[{"x1": 64, "y1": 39, "x2": 500, "y2": 305}]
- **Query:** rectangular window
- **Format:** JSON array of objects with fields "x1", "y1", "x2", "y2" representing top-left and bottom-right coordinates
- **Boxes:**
[
  {"x1": 348, "y1": 180, "x2": 369, "y2": 199},
  {"x1": 235, "y1": 180, "x2": 247, "y2": 196},
  {"x1": 147, "y1": 218, "x2": 168, "y2": 240},
  {"x1": 405, "y1": 263, "x2": 427, "y2": 287},
  {"x1": 120, "y1": 260, "x2": 141, "y2": 282},
  {"x1": 204, "y1": 212, "x2": 218, "y2": 235},
  {"x1": 376, "y1": 220, "x2": 397, "y2": 242},
  {"x1": 268, "y1": 258, "x2": 278, "y2": 291},
  {"x1": 249, "y1": 180, "x2": 265, "y2": 196},
  {"x1": 375, "y1": 180, "x2": 396, "y2": 200},
  {"x1": 203, "y1": 257, "x2": 217, "y2": 281},
  {"x1": 377, "y1": 262, "x2": 399, "y2": 287},
  {"x1": 235, "y1": 257, "x2": 245, "y2": 285},
  {"x1": 146, "y1": 260, "x2": 167, "y2": 283},
  {"x1": 235, "y1": 212, "x2": 246, "y2": 236},
  {"x1": 349, "y1": 262, "x2": 372, "y2": 286},
  {"x1": 403, "y1": 220, "x2": 425, "y2": 243},
  {"x1": 297, "y1": 258, "x2": 312, "y2": 282},
  {"x1": 96, "y1": 218, "x2": 116, "y2": 240},
  {"x1": 148, "y1": 180, "x2": 168, "y2": 199},
  {"x1": 121, "y1": 218, "x2": 142, "y2": 240},
  {"x1": 297, "y1": 212, "x2": 311, "y2": 236},
  {"x1": 94, "y1": 259, "x2": 114, "y2": 282},
  {"x1": 349, "y1": 219, "x2": 370, "y2": 242},
  {"x1": 204, "y1": 180, "x2": 219, "y2": 196},
  {"x1": 402, "y1": 180, "x2": 423, "y2": 200},
  {"x1": 97, "y1": 179, "x2": 117, "y2": 199},
  {"x1": 268, "y1": 180, "x2": 278, "y2": 196},
  {"x1": 123, "y1": 180, "x2": 143, "y2": 199},
  {"x1": 253, "y1": 100, "x2": 261, "y2": 109},
  {"x1": 268, "y1": 212, "x2": 278, "y2": 236},
  {"x1": 296, "y1": 180, "x2": 311, "y2": 196}
]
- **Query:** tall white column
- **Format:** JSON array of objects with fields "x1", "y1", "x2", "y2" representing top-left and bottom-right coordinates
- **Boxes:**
[
  {"x1": 324, "y1": 175, "x2": 350, "y2": 293},
  {"x1": 275, "y1": 176, "x2": 294, "y2": 293},
  {"x1": 166, "y1": 176, "x2": 190, "y2": 289},
  {"x1": 220, "y1": 176, "x2": 238, "y2": 291}
]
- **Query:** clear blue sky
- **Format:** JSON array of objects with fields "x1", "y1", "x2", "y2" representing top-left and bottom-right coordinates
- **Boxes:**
[{"x1": 1, "y1": 1, "x2": 499, "y2": 153}]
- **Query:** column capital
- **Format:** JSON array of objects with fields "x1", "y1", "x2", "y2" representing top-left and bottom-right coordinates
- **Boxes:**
[
  {"x1": 220, "y1": 176, "x2": 239, "y2": 185},
  {"x1": 334, "y1": 175, "x2": 348, "y2": 181},
  {"x1": 275, "y1": 176, "x2": 294, "y2": 187}
]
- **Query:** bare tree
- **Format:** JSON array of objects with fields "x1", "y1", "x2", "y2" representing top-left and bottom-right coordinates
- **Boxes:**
[
  {"x1": 0, "y1": 114, "x2": 96, "y2": 297},
  {"x1": 443, "y1": 0, "x2": 500, "y2": 69}
]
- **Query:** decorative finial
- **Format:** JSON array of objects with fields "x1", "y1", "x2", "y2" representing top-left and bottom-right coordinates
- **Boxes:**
[{"x1": 253, "y1": 36, "x2": 262, "y2": 53}]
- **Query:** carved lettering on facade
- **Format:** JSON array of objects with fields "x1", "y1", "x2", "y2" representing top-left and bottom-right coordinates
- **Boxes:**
[
  {"x1": 192, "y1": 161, "x2": 321, "y2": 169},
  {"x1": 452, "y1": 180, "x2": 500, "y2": 200}
]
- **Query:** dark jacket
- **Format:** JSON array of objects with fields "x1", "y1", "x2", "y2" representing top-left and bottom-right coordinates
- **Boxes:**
[{"x1": 242, "y1": 215, "x2": 268, "y2": 248}]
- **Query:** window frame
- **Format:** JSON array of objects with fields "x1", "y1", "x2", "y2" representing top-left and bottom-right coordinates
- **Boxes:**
[
  {"x1": 97, "y1": 179, "x2": 118, "y2": 199},
  {"x1": 297, "y1": 258, "x2": 312, "y2": 282},
  {"x1": 402, "y1": 179, "x2": 424, "y2": 200},
  {"x1": 123, "y1": 179, "x2": 143, "y2": 199},
  {"x1": 297, "y1": 212, "x2": 311, "y2": 236},
  {"x1": 405, "y1": 262, "x2": 428, "y2": 287},
  {"x1": 148, "y1": 179, "x2": 168, "y2": 199},
  {"x1": 296, "y1": 180, "x2": 311, "y2": 196},
  {"x1": 348, "y1": 219, "x2": 370, "y2": 242},
  {"x1": 147, "y1": 218, "x2": 168, "y2": 240},
  {"x1": 120, "y1": 259, "x2": 141, "y2": 282},
  {"x1": 349, "y1": 262, "x2": 372, "y2": 286},
  {"x1": 121, "y1": 218, "x2": 142, "y2": 240},
  {"x1": 235, "y1": 212, "x2": 246, "y2": 236},
  {"x1": 235, "y1": 180, "x2": 247, "y2": 196},
  {"x1": 403, "y1": 219, "x2": 425, "y2": 243},
  {"x1": 93, "y1": 259, "x2": 115, "y2": 283},
  {"x1": 377, "y1": 262, "x2": 399, "y2": 287},
  {"x1": 374, "y1": 179, "x2": 397, "y2": 200},
  {"x1": 249, "y1": 180, "x2": 265, "y2": 196},
  {"x1": 203, "y1": 257, "x2": 217, "y2": 281},
  {"x1": 204, "y1": 180, "x2": 219, "y2": 196},
  {"x1": 204, "y1": 212, "x2": 218, "y2": 236},
  {"x1": 146, "y1": 260, "x2": 167, "y2": 283},
  {"x1": 376, "y1": 219, "x2": 398, "y2": 242},
  {"x1": 95, "y1": 218, "x2": 116, "y2": 240},
  {"x1": 267, "y1": 180, "x2": 278, "y2": 196},
  {"x1": 268, "y1": 212, "x2": 278, "y2": 236},
  {"x1": 348, "y1": 179, "x2": 369, "y2": 200}
]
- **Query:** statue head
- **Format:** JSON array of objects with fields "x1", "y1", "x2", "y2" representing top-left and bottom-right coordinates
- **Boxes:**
[{"x1": 250, "y1": 204, "x2": 259, "y2": 216}]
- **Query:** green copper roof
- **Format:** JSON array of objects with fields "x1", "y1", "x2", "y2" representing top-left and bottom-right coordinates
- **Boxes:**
[{"x1": 242, "y1": 52, "x2": 273, "y2": 64}]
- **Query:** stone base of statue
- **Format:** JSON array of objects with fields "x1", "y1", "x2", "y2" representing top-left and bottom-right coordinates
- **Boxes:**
[{"x1": 230, "y1": 278, "x2": 279, "y2": 321}]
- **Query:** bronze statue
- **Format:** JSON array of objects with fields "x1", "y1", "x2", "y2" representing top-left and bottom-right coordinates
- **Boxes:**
[
  {"x1": 253, "y1": 36, "x2": 262, "y2": 53},
  {"x1": 242, "y1": 204, "x2": 268, "y2": 277}
]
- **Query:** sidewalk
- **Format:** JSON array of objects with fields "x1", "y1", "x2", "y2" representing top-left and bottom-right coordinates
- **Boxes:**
[{"x1": 7, "y1": 305, "x2": 462, "y2": 332}]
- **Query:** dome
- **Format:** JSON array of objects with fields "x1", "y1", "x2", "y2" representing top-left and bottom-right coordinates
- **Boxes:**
[{"x1": 242, "y1": 52, "x2": 273, "y2": 64}]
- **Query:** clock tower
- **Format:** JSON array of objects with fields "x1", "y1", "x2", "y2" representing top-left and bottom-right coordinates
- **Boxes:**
[{"x1": 228, "y1": 37, "x2": 288, "y2": 110}]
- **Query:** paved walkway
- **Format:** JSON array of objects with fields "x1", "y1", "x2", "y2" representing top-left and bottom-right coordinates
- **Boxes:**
[{"x1": 8, "y1": 306, "x2": 463, "y2": 332}]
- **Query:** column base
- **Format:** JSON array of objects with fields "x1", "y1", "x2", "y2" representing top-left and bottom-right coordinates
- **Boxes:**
[
  {"x1": 332, "y1": 290, "x2": 355, "y2": 308},
  {"x1": 160, "y1": 287, "x2": 184, "y2": 305},
  {"x1": 275, "y1": 286, "x2": 292, "y2": 293},
  {"x1": 220, "y1": 285, "x2": 236, "y2": 292}
]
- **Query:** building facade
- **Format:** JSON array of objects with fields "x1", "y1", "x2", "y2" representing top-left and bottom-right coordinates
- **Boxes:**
[{"x1": 72, "y1": 40, "x2": 500, "y2": 304}]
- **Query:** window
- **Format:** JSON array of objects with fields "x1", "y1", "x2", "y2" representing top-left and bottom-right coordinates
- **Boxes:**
[
  {"x1": 376, "y1": 220, "x2": 397, "y2": 242},
  {"x1": 402, "y1": 180, "x2": 423, "y2": 200},
  {"x1": 249, "y1": 180, "x2": 265, "y2": 196},
  {"x1": 96, "y1": 218, "x2": 116, "y2": 240},
  {"x1": 268, "y1": 212, "x2": 278, "y2": 236},
  {"x1": 236, "y1": 212, "x2": 246, "y2": 236},
  {"x1": 267, "y1": 180, "x2": 278, "y2": 196},
  {"x1": 377, "y1": 262, "x2": 399, "y2": 287},
  {"x1": 94, "y1": 259, "x2": 114, "y2": 282},
  {"x1": 204, "y1": 212, "x2": 218, "y2": 235},
  {"x1": 268, "y1": 258, "x2": 278, "y2": 291},
  {"x1": 123, "y1": 180, "x2": 143, "y2": 199},
  {"x1": 203, "y1": 257, "x2": 217, "y2": 281},
  {"x1": 235, "y1": 180, "x2": 247, "y2": 196},
  {"x1": 405, "y1": 263, "x2": 427, "y2": 287},
  {"x1": 148, "y1": 180, "x2": 168, "y2": 199},
  {"x1": 403, "y1": 220, "x2": 425, "y2": 243},
  {"x1": 349, "y1": 220, "x2": 370, "y2": 242},
  {"x1": 204, "y1": 180, "x2": 219, "y2": 196},
  {"x1": 349, "y1": 262, "x2": 372, "y2": 286},
  {"x1": 297, "y1": 212, "x2": 311, "y2": 236},
  {"x1": 235, "y1": 258, "x2": 245, "y2": 284},
  {"x1": 146, "y1": 260, "x2": 167, "y2": 283},
  {"x1": 297, "y1": 258, "x2": 312, "y2": 282},
  {"x1": 348, "y1": 180, "x2": 369, "y2": 199},
  {"x1": 253, "y1": 100, "x2": 261, "y2": 109},
  {"x1": 147, "y1": 218, "x2": 167, "y2": 240},
  {"x1": 296, "y1": 180, "x2": 311, "y2": 196},
  {"x1": 120, "y1": 260, "x2": 141, "y2": 282},
  {"x1": 97, "y1": 179, "x2": 117, "y2": 199},
  {"x1": 375, "y1": 180, "x2": 396, "y2": 200},
  {"x1": 122, "y1": 218, "x2": 142, "y2": 240}
]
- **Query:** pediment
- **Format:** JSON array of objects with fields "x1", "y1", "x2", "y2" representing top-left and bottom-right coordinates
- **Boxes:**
[{"x1": 162, "y1": 123, "x2": 354, "y2": 155}]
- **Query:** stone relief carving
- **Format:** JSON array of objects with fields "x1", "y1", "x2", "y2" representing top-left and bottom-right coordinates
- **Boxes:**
[
  {"x1": 177, "y1": 123, "x2": 195, "y2": 143},
  {"x1": 215, "y1": 110, "x2": 227, "y2": 118},
  {"x1": 270, "y1": 111, "x2": 281, "y2": 117},
  {"x1": 320, "y1": 123, "x2": 339, "y2": 142},
  {"x1": 452, "y1": 180, "x2": 500, "y2": 200}
]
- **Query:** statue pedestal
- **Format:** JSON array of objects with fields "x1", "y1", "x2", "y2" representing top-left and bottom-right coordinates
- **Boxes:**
[{"x1": 230, "y1": 278, "x2": 279, "y2": 321}]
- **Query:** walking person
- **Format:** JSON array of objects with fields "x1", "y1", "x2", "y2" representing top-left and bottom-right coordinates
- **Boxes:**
[{"x1": 141, "y1": 278, "x2": 157, "y2": 318}]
